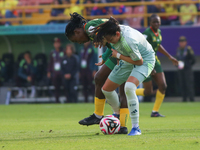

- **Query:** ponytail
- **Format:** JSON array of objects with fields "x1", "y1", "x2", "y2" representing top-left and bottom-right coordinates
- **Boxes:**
[{"x1": 92, "y1": 17, "x2": 120, "y2": 45}]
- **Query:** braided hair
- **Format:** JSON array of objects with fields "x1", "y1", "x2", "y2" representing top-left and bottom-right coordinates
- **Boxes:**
[
  {"x1": 65, "y1": 12, "x2": 87, "y2": 39},
  {"x1": 91, "y1": 17, "x2": 121, "y2": 45}
]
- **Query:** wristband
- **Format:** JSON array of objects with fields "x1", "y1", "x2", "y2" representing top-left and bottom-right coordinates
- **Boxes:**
[{"x1": 116, "y1": 53, "x2": 121, "y2": 59}]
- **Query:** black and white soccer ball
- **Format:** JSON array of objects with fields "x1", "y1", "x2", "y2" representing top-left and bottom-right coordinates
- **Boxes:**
[{"x1": 99, "y1": 115, "x2": 120, "y2": 135}]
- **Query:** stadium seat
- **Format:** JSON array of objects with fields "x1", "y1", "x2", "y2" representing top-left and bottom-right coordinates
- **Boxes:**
[
  {"x1": 17, "y1": 0, "x2": 39, "y2": 14},
  {"x1": 38, "y1": 0, "x2": 54, "y2": 5},
  {"x1": 132, "y1": 6, "x2": 144, "y2": 28}
]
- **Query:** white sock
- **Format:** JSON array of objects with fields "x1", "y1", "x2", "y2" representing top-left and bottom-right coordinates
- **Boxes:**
[
  {"x1": 102, "y1": 89, "x2": 120, "y2": 114},
  {"x1": 124, "y1": 82, "x2": 139, "y2": 127},
  {"x1": 132, "y1": 123, "x2": 139, "y2": 128},
  {"x1": 94, "y1": 113, "x2": 103, "y2": 119}
]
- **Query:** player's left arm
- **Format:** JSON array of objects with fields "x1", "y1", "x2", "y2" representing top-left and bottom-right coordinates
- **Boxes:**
[{"x1": 158, "y1": 45, "x2": 178, "y2": 66}]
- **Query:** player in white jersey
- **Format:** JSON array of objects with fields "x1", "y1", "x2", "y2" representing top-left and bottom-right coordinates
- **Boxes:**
[{"x1": 92, "y1": 17, "x2": 155, "y2": 136}]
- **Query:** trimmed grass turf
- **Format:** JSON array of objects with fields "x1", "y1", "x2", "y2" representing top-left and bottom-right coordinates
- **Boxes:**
[{"x1": 0, "y1": 102, "x2": 200, "y2": 150}]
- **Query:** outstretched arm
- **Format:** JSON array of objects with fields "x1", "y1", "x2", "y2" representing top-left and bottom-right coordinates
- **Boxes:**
[{"x1": 158, "y1": 45, "x2": 178, "y2": 66}]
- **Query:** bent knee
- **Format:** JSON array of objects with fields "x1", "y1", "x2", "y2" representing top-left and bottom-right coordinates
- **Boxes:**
[
  {"x1": 158, "y1": 84, "x2": 167, "y2": 93},
  {"x1": 94, "y1": 72, "x2": 105, "y2": 86},
  {"x1": 124, "y1": 82, "x2": 137, "y2": 94}
]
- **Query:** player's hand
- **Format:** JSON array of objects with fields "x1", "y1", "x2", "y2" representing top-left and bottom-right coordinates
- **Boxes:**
[
  {"x1": 169, "y1": 56, "x2": 178, "y2": 66},
  {"x1": 95, "y1": 55, "x2": 105, "y2": 66},
  {"x1": 151, "y1": 69, "x2": 156, "y2": 76},
  {"x1": 111, "y1": 49, "x2": 118, "y2": 58}
]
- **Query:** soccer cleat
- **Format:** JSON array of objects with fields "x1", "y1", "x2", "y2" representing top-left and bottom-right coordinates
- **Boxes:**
[
  {"x1": 79, "y1": 113, "x2": 103, "y2": 126},
  {"x1": 128, "y1": 127, "x2": 141, "y2": 136},
  {"x1": 117, "y1": 126, "x2": 128, "y2": 134},
  {"x1": 151, "y1": 112, "x2": 165, "y2": 117}
]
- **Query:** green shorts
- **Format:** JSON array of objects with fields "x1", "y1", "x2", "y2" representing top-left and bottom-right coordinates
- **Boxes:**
[
  {"x1": 108, "y1": 58, "x2": 155, "y2": 85},
  {"x1": 143, "y1": 56, "x2": 163, "y2": 82},
  {"x1": 105, "y1": 57, "x2": 117, "y2": 70}
]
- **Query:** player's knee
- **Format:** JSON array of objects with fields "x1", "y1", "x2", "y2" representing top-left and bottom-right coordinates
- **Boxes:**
[
  {"x1": 159, "y1": 83, "x2": 167, "y2": 93},
  {"x1": 124, "y1": 82, "x2": 137, "y2": 95},
  {"x1": 94, "y1": 72, "x2": 104, "y2": 86}
]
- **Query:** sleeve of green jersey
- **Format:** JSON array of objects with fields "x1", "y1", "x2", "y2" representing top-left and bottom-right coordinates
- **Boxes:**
[
  {"x1": 143, "y1": 29, "x2": 152, "y2": 43},
  {"x1": 101, "y1": 43, "x2": 114, "y2": 61}
]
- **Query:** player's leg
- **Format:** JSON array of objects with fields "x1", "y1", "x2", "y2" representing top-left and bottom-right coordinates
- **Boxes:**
[
  {"x1": 126, "y1": 74, "x2": 143, "y2": 136},
  {"x1": 184, "y1": 69, "x2": 195, "y2": 102},
  {"x1": 118, "y1": 83, "x2": 129, "y2": 134},
  {"x1": 136, "y1": 76, "x2": 154, "y2": 96},
  {"x1": 79, "y1": 58, "x2": 117, "y2": 126},
  {"x1": 151, "y1": 72, "x2": 167, "y2": 117}
]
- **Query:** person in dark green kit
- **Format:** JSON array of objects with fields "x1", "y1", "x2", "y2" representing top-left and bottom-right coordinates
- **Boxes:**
[
  {"x1": 65, "y1": 13, "x2": 129, "y2": 134},
  {"x1": 16, "y1": 51, "x2": 37, "y2": 98},
  {"x1": 136, "y1": 14, "x2": 178, "y2": 117}
]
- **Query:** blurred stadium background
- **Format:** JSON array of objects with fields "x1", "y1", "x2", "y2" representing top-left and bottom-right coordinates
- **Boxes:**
[{"x1": 0, "y1": 0, "x2": 200, "y2": 104}]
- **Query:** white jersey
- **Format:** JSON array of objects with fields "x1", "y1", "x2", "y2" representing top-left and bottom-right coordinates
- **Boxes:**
[{"x1": 111, "y1": 25, "x2": 155, "y2": 64}]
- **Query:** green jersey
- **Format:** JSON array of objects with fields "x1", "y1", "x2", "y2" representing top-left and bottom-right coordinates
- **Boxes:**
[
  {"x1": 143, "y1": 27, "x2": 162, "y2": 54},
  {"x1": 84, "y1": 18, "x2": 108, "y2": 41},
  {"x1": 84, "y1": 19, "x2": 112, "y2": 61}
]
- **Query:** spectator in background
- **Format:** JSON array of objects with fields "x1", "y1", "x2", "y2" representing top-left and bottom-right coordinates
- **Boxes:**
[
  {"x1": 91, "y1": 0, "x2": 107, "y2": 16},
  {"x1": 49, "y1": 0, "x2": 64, "y2": 24},
  {"x1": 16, "y1": 51, "x2": 37, "y2": 98},
  {"x1": 62, "y1": 0, "x2": 84, "y2": 18},
  {"x1": 0, "y1": 8, "x2": 4, "y2": 25},
  {"x1": 162, "y1": 3, "x2": 178, "y2": 25},
  {"x1": 107, "y1": 0, "x2": 125, "y2": 24},
  {"x1": 0, "y1": 59, "x2": 6, "y2": 86},
  {"x1": 176, "y1": 36, "x2": 196, "y2": 102},
  {"x1": 84, "y1": 0, "x2": 94, "y2": 16},
  {"x1": 79, "y1": 41, "x2": 97, "y2": 102},
  {"x1": 47, "y1": 37, "x2": 65, "y2": 103},
  {"x1": 61, "y1": 44, "x2": 78, "y2": 103},
  {"x1": 171, "y1": 3, "x2": 197, "y2": 26},
  {"x1": 1, "y1": 0, "x2": 19, "y2": 26}
]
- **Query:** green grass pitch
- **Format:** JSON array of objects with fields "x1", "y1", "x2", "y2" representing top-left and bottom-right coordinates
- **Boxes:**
[{"x1": 0, "y1": 102, "x2": 200, "y2": 150}]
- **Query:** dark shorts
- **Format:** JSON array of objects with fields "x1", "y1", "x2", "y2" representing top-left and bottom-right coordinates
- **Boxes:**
[{"x1": 143, "y1": 56, "x2": 163, "y2": 82}]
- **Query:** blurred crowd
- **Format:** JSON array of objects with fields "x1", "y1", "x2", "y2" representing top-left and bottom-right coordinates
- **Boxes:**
[
  {"x1": 0, "y1": 0, "x2": 200, "y2": 27},
  {"x1": 0, "y1": 37, "x2": 98, "y2": 103}
]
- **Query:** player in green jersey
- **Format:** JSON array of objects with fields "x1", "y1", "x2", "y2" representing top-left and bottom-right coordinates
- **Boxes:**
[
  {"x1": 65, "y1": 13, "x2": 129, "y2": 134},
  {"x1": 136, "y1": 14, "x2": 178, "y2": 117},
  {"x1": 91, "y1": 17, "x2": 155, "y2": 136}
]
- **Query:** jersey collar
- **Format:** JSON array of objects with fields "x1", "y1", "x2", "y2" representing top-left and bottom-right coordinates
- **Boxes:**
[{"x1": 150, "y1": 26, "x2": 159, "y2": 37}]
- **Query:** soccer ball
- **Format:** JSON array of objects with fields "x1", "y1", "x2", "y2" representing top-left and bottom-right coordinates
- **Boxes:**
[{"x1": 99, "y1": 115, "x2": 120, "y2": 135}]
